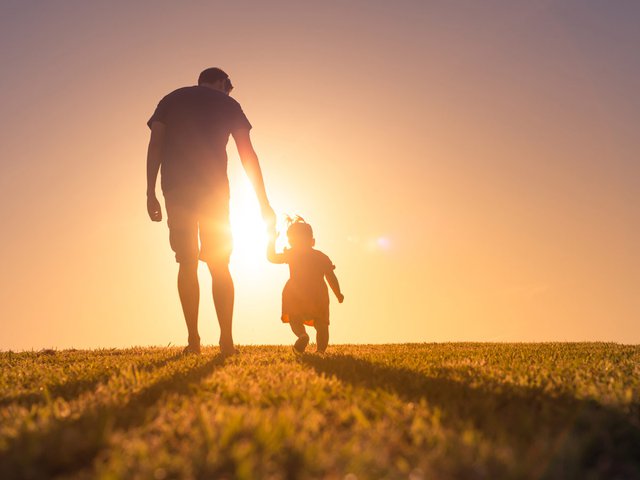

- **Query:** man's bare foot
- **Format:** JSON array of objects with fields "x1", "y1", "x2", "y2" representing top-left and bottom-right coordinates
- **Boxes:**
[
  {"x1": 220, "y1": 346, "x2": 239, "y2": 358},
  {"x1": 182, "y1": 343, "x2": 201, "y2": 355}
]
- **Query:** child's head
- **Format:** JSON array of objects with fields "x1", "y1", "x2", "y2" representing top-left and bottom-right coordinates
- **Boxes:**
[{"x1": 286, "y1": 216, "x2": 315, "y2": 249}]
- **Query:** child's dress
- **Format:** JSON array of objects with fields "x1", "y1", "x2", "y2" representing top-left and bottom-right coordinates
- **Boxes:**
[{"x1": 280, "y1": 247, "x2": 336, "y2": 327}]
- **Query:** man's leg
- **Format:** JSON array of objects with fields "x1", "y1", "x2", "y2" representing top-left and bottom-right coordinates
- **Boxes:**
[
  {"x1": 178, "y1": 261, "x2": 200, "y2": 350},
  {"x1": 165, "y1": 194, "x2": 200, "y2": 352},
  {"x1": 207, "y1": 262, "x2": 235, "y2": 353}
]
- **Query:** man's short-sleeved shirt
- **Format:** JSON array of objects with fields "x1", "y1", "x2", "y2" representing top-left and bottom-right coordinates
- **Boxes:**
[{"x1": 147, "y1": 86, "x2": 252, "y2": 195}]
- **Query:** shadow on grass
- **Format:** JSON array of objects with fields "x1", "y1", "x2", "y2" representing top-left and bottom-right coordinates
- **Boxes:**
[
  {"x1": 303, "y1": 353, "x2": 640, "y2": 479},
  {"x1": 0, "y1": 353, "x2": 186, "y2": 409},
  {"x1": 0, "y1": 354, "x2": 226, "y2": 480}
]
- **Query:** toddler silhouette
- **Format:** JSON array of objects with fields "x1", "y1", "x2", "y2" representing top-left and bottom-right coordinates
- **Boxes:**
[{"x1": 267, "y1": 216, "x2": 344, "y2": 354}]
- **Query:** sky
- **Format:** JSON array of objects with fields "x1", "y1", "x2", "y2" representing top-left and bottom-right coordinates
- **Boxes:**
[{"x1": 0, "y1": 0, "x2": 638, "y2": 350}]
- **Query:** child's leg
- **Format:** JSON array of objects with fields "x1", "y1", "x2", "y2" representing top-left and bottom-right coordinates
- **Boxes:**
[
  {"x1": 290, "y1": 319, "x2": 309, "y2": 353},
  {"x1": 315, "y1": 324, "x2": 329, "y2": 353},
  {"x1": 289, "y1": 319, "x2": 307, "y2": 338}
]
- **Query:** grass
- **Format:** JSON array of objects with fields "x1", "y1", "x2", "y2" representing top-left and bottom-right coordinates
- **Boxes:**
[{"x1": 0, "y1": 343, "x2": 638, "y2": 479}]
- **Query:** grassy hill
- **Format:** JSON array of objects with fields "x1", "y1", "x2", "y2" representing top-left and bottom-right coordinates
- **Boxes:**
[{"x1": 0, "y1": 343, "x2": 638, "y2": 479}]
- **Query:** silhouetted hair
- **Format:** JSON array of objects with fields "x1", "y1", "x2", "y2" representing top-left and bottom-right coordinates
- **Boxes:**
[
  {"x1": 286, "y1": 216, "x2": 313, "y2": 243},
  {"x1": 198, "y1": 67, "x2": 229, "y2": 86}
]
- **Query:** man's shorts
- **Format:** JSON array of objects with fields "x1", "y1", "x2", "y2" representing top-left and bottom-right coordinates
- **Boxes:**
[{"x1": 164, "y1": 189, "x2": 232, "y2": 264}]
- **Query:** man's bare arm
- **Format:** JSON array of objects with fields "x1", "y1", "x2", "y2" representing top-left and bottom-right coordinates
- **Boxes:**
[
  {"x1": 232, "y1": 128, "x2": 274, "y2": 224},
  {"x1": 146, "y1": 121, "x2": 165, "y2": 222}
]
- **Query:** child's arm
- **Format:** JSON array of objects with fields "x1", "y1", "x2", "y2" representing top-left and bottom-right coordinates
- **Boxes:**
[
  {"x1": 266, "y1": 226, "x2": 287, "y2": 264},
  {"x1": 325, "y1": 271, "x2": 344, "y2": 303}
]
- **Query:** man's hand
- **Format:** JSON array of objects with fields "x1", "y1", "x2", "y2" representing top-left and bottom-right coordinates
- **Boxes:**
[
  {"x1": 147, "y1": 195, "x2": 162, "y2": 222},
  {"x1": 261, "y1": 203, "x2": 276, "y2": 230},
  {"x1": 337, "y1": 293, "x2": 345, "y2": 304},
  {"x1": 267, "y1": 223, "x2": 277, "y2": 240}
]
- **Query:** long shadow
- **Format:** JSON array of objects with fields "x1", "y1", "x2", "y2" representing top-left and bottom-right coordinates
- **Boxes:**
[
  {"x1": 0, "y1": 354, "x2": 226, "y2": 480},
  {"x1": 303, "y1": 354, "x2": 640, "y2": 479},
  {"x1": 0, "y1": 352, "x2": 185, "y2": 409}
]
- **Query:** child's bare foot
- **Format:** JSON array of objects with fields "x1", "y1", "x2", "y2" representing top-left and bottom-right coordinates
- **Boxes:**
[{"x1": 293, "y1": 334, "x2": 310, "y2": 355}]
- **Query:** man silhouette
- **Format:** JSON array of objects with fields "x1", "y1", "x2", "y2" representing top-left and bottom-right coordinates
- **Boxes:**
[{"x1": 146, "y1": 67, "x2": 274, "y2": 355}]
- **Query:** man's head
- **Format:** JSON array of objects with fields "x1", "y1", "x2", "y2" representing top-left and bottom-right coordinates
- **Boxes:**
[{"x1": 198, "y1": 67, "x2": 233, "y2": 94}]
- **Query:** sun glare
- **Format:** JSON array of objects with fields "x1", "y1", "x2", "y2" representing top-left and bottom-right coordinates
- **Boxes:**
[{"x1": 229, "y1": 179, "x2": 269, "y2": 267}]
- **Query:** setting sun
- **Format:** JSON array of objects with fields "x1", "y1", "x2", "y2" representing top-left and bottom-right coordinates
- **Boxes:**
[
  {"x1": 228, "y1": 162, "x2": 291, "y2": 269},
  {"x1": 229, "y1": 176, "x2": 268, "y2": 267}
]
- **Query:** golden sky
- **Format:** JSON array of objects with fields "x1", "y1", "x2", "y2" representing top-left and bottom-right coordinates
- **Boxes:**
[{"x1": 1, "y1": 1, "x2": 638, "y2": 349}]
